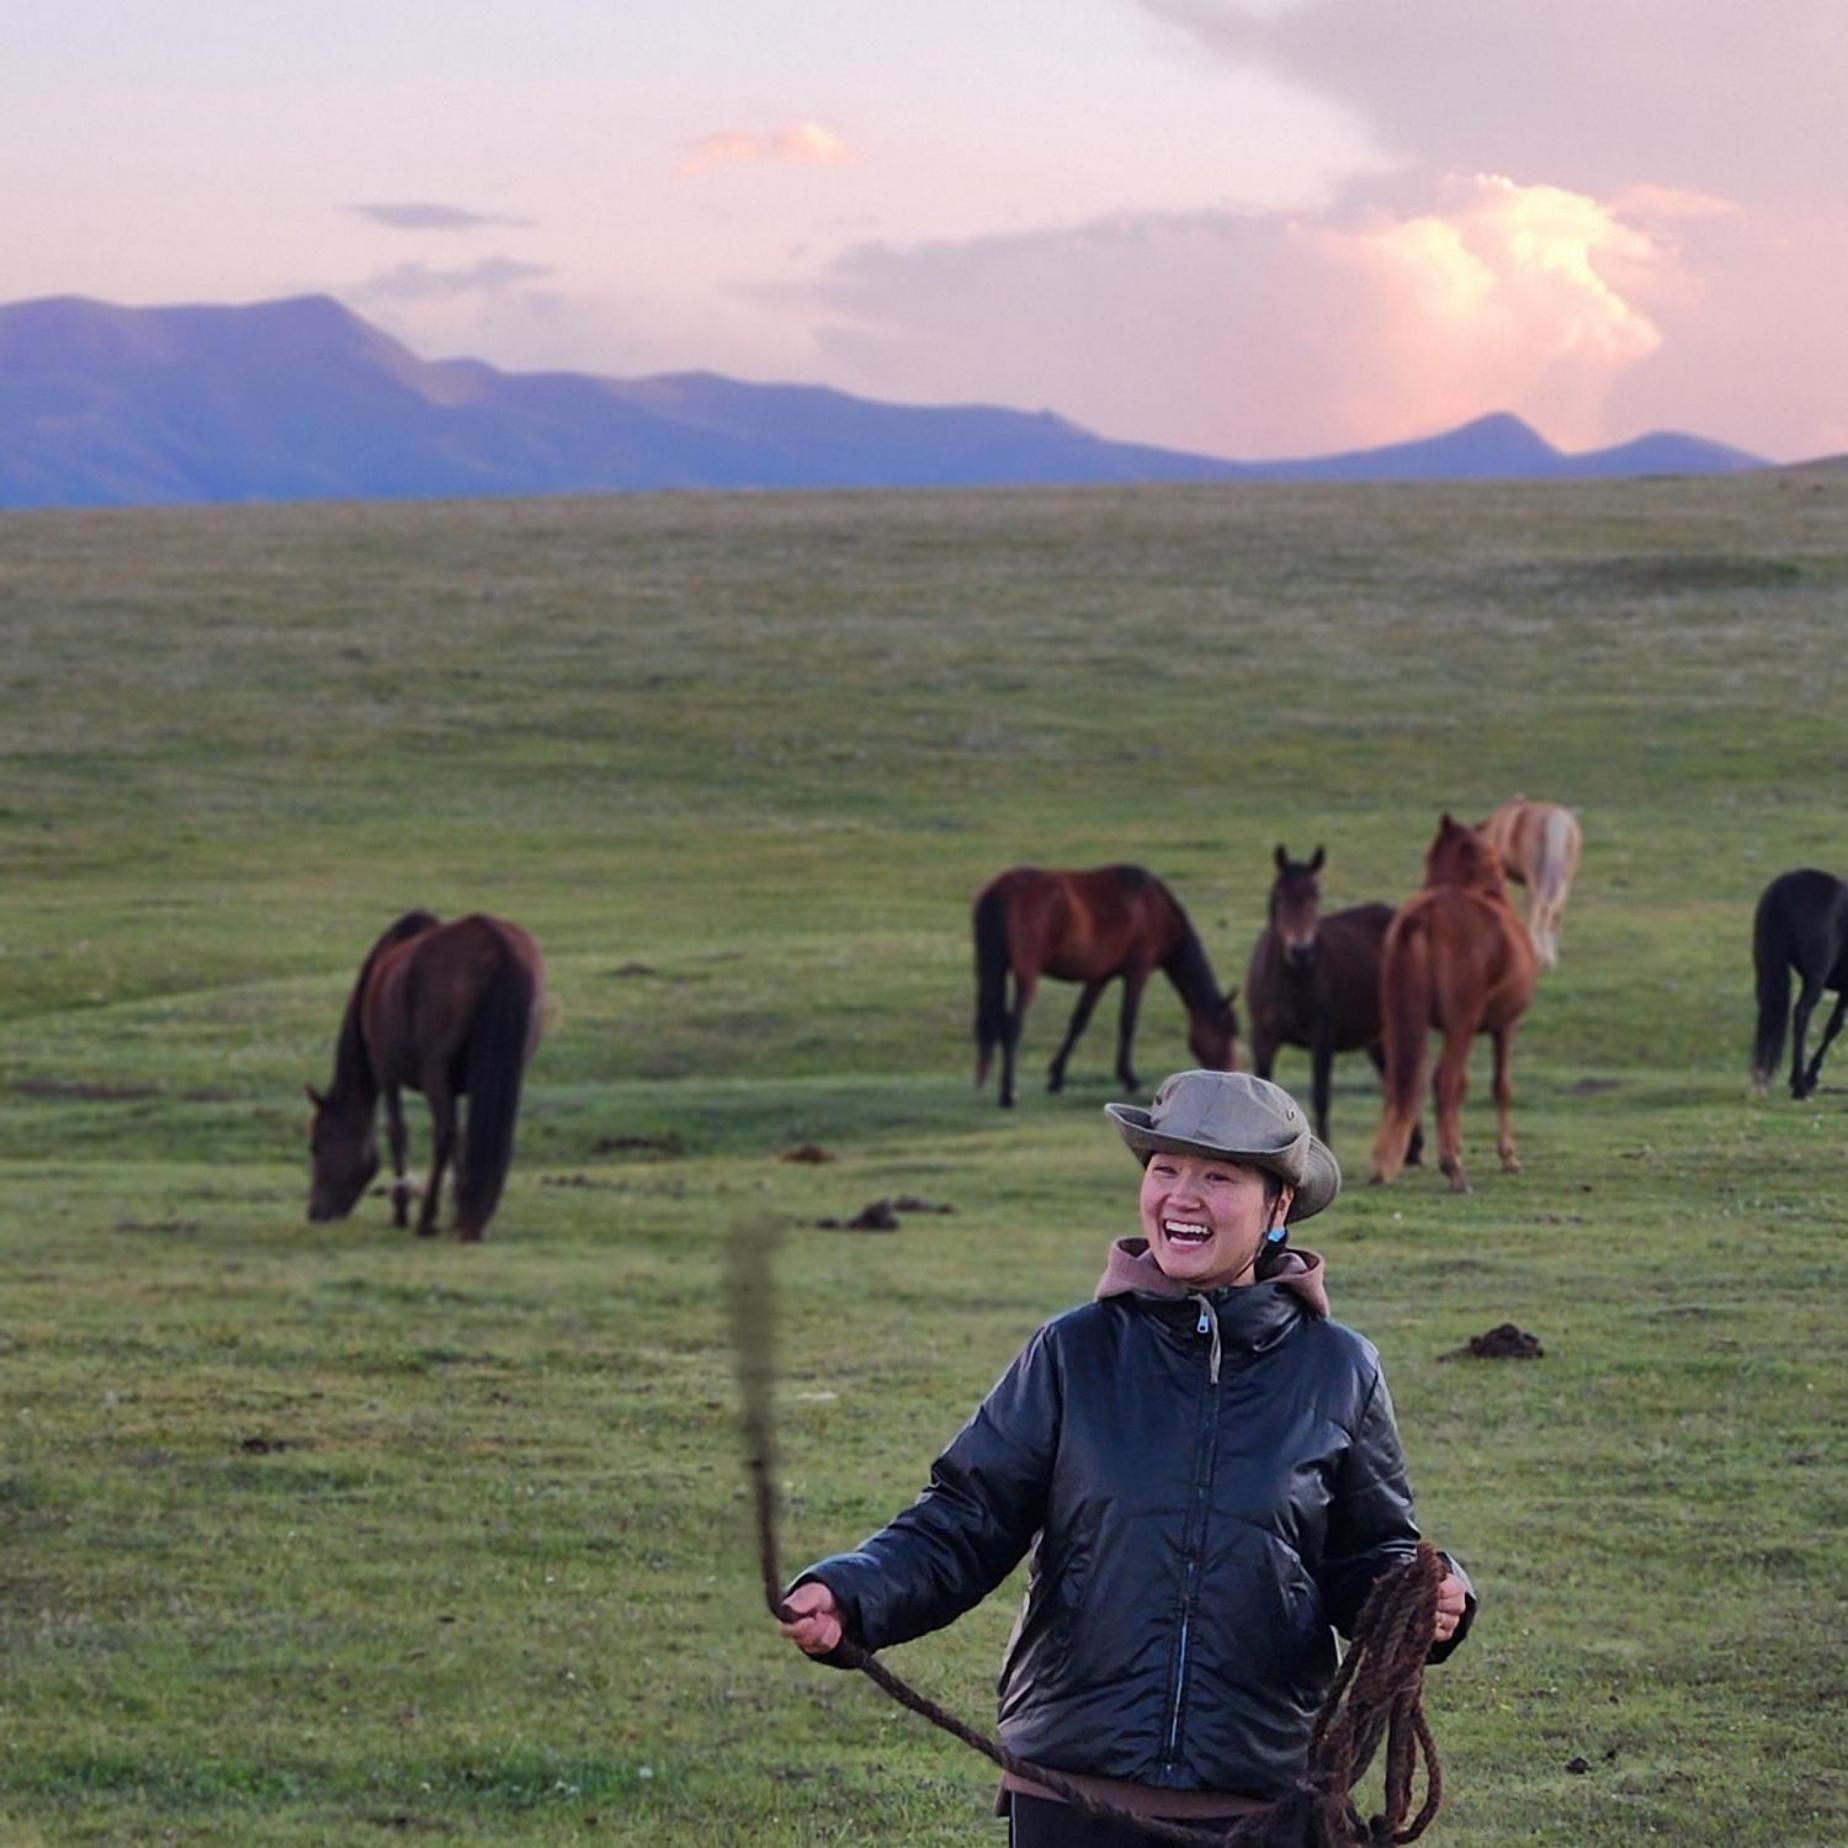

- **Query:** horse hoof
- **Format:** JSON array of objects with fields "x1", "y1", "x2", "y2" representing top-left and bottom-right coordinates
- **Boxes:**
[
  {"x1": 1501, "y1": 1156, "x2": 1523, "y2": 1174},
  {"x1": 1446, "y1": 1175, "x2": 1473, "y2": 1195}
]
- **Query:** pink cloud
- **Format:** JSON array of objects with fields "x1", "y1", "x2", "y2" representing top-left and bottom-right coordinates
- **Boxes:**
[
  {"x1": 679, "y1": 120, "x2": 858, "y2": 180},
  {"x1": 804, "y1": 174, "x2": 1686, "y2": 456}
]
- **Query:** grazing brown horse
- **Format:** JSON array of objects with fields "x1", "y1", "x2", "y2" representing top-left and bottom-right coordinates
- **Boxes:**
[
  {"x1": 1478, "y1": 794, "x2": 1581, "y2": 969},
  {"x1": 1244, "y1": 844, "x2": 1420, "y2": 1162},
  {"x1": 307, "y1": 911, "x2": 545, "y2": 1241},
  {"x1": 972, "y1": 864, "x2": 1237, "y2": 1109},
  {"x1": 1370, "y1": 816, "x2": 1536, "y2": 1193}
]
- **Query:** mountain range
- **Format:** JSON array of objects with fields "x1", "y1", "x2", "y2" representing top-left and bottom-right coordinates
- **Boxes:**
[{"x1": 0, "y1": 294, "x2": 1767, "y2": 508}]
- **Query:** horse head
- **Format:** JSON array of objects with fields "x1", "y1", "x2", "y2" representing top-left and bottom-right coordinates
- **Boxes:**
[
  {"x1": 1190, "y1": 991, "x2": 1241, "y2": 1074},
  {"x1": 1423, "y1": 813, "x2": 1507, "y2": 894},
  {"x1": 306, "y1": 1082, "x2": 379, "y2": 1223},
  {"x1": 1270, "y1": 843, "x2": 1327, "y2": 974}
]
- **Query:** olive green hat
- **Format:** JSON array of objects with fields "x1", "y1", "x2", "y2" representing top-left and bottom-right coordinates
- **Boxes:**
[{"x1": 1104, "y1": 1070, "x2": 1341, "y2": 1221}]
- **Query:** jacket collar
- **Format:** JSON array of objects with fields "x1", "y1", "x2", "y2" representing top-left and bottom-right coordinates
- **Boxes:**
[{"x1": 1094, "y1": 1235, "x2": 1329, "y2": 1353}]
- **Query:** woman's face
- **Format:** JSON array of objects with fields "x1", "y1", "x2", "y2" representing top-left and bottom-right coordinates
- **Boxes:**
[{"x1": 1139, "y1": 1150, "x2": 1289, "y2": 1290}]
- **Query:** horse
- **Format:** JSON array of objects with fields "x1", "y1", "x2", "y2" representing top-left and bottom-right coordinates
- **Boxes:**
[
  {"x1": 972, "y1": 864, "x2": 1238, "y2": 1109},
  {"x1": 1750, "y1": 868, "x2": 1848, "y2": 1099},
  {"x1": 1478, "y1": 794, "x2": 1581, "y2": 969},
  {"x1": 307, "y1": 910, "x2": 545, "y2": 1241},
  {"x1": 1370, "y1": 816, "x2": 1537, "y2": 1193},
  {"x1": 1244, "y1": 844, "x2": 1421, "y2": 1163}
]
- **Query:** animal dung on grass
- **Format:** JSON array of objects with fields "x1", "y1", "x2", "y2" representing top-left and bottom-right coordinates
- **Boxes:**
[
  {"x1": 817, "y1": 1198, "x2": 902, "y2": 1232},
  {"x1": 1439, "y1": 1322, "x2": 1545, "y2": 1360},
  {"x1": 814, "y1": 1195, "x2": 955, "y2": 1231},
  {"x1": 780, "y1": 1142, "x2": 836, "y2": 1164}
]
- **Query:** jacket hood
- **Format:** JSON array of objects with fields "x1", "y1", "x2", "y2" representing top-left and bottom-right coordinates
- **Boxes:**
[{"x1": 1095, "y1": 1235, "x2": 1330, "y2": 1320}]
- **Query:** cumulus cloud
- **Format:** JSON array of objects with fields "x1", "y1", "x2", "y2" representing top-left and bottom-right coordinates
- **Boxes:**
[
  {"x1": 1602, "y1": 205, "x2": 1848, "y2": 460},
  {"x1": 1133, "y1": 0, "x2": 1848, "y2": 208},
  {"x1": 348, "y1": 257, "x2": 555, "y2": 304},
  {"x1": 679, "y1": 120, "x2": 858, "y2": 179},
  {"x1": 350, "y1": 201, "x2": 533, "y2": 232},
  {"x1": 802, "y1": 174, "x2": 1687, "y2": 456}
]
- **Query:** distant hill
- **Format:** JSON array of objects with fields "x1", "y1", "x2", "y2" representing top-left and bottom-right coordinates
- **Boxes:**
[{"x1": 0, "y1": 294, "x2": 1766, "y2": 508}]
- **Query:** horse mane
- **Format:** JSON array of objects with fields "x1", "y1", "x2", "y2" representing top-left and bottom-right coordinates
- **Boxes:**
[
  {"x1": 1425, "y1": 826, "x2": 1509, "y2": 900},
  {"x1": 329, "y1": 910, "x2": 441, "y2": 1104},
  {"x1": 1162, "y1": 914, "x2": 1226, "y2": 1020}
]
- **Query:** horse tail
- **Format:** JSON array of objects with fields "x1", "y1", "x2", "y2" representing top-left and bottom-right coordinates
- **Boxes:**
[
  {"x1": 456, "y1": 935, "x2": 538, "y2": 1238},
  {"x1": 1751, "y1": 883, "x2": 1792, "y2": 1093},
  {"x1": 1371, "y1": 910, "x2": 1432, "y2": 1183},
  {"x1": 973, "y1": 883, "x2": 1012, "y2": 1089}
]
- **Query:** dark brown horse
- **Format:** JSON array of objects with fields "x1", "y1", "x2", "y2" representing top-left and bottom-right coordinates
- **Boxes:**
[
  {"x1": 307, "y1": 911, "x2": 545, "y2": 1241},
  {"x1": 972, "y1": 864, "x2": 1237, "y2": 1109},
  {"x1": 1370, "y1": 816, "x2": 1536, "y2": 1193},
  {"x1": 1244, "y1": 844, "x2": 1420, "y2": 1162}
]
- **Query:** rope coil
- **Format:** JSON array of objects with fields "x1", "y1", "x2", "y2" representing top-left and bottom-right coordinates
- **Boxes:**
[{"x1": 733, "y1": 1225, "x2": 1444, "y2": 1846}]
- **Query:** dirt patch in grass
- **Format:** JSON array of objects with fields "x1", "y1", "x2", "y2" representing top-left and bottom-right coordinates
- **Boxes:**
[
  {"x1": 590, "y1": 1132, "x2": 686, "y2": 1157},
  {"x1": 15, "y1": 1078, "x2": 158, "y2": 1102}
]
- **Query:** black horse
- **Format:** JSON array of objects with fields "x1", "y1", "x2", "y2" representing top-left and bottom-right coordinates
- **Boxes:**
[{"x1": 1751, "y1": 869, "x2": 1848, "y2": 1099}]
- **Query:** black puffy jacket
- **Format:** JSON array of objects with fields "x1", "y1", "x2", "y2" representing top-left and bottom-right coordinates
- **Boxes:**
[{"x1": 803, "y1": 1239, "x2": 1474, "y2": 1800}]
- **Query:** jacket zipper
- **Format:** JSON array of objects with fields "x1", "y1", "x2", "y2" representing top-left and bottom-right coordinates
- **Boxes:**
[{"x1": 1162, "y1": 1300, "x2": 1222, "y2": 1773}]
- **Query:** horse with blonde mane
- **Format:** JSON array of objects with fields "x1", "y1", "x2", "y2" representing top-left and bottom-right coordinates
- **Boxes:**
[
  {"x1": 1478, "y1": 794, "x2": 1581, "y2": 969},
  {"x1": 1371, "y1": 816, "x2": 1537, "y2": 1194}
]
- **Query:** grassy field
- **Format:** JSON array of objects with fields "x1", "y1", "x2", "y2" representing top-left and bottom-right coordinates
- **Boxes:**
[{"x1": 1, "y1": 476, "x2": 1844, "y2": 1845}]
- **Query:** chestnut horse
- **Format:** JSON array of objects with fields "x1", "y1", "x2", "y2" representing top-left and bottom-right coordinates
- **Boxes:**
[
  {"x1": 1245, "y1": 844, "x2": 1420, "y2": 1162},
  {"x1": 1370, "y1": 817, "x2": 1536, "y2": 1193},
  {"x1": 1478, "y1": 794, "x2": 1581, "y2": 969},
  {"x1": 973, "y1": 864, "x2": 1237, "y2": 1109},
  {"x1": 307, "y1": 911, "x2": 545, "y2": 1241}
]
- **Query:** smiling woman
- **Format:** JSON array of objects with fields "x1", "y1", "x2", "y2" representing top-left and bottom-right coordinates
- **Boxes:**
[{"x1": 778, "y1": 1069, "x2": 1473, "y2": 1844}]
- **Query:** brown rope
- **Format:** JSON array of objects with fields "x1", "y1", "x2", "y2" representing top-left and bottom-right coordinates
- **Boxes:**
[{"x1": 732, "y1": 1224, "x2": 1445, "y2": 1847}]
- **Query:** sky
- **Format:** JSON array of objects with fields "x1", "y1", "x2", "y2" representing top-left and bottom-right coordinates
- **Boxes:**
[{"x1": 4, "y1": 0, "x2": 1845, "y2": 461}]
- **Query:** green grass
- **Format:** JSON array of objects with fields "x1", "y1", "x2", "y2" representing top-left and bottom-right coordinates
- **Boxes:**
[{"x1": 1, "y1": 476, "x2": 1845, "y2": 1844}]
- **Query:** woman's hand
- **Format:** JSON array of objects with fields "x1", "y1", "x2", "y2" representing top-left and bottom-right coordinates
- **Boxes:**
[
  {"x1": 1433, "y1": 1570, "x2": 1467, "y2": 1643},
  {"x1": 778, "y1": 1580, "x2": 844, "y2": 1656}
]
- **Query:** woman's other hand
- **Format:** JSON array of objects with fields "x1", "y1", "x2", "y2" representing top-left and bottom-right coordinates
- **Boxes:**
[
  {"x1": 778, "y1": 1580, "x2": 844, "y2": 1655},
  {"x1": 1433, "y1": 1570, "x2": 1467, "y2": 1643}
]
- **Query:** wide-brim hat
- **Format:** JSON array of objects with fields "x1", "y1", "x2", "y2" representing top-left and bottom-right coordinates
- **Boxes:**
[{"x1": 1105, "y1": 1070, "x2": 1341, "y2": 1221}]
